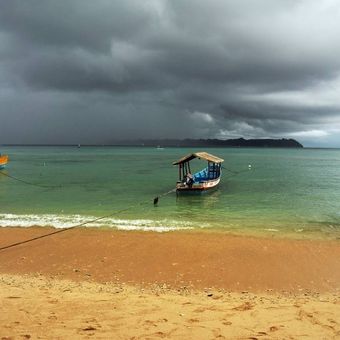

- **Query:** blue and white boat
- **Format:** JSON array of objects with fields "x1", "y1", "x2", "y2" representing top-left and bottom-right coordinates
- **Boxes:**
[{"x1": 173, "y1": 152, "x2": 224, "y2": 193}]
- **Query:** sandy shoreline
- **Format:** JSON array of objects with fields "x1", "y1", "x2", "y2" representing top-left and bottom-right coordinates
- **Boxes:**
[
  {"x1": 1, "y1": 227, "x2": 340, "y2": 339},
  {"x1": 1, "y1": 227, "x2": 340, "y2": 292}
]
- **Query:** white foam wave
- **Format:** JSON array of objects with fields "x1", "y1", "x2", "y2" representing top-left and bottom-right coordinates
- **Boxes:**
[{"x1": 0, "y1": 213, "x2": 194, "y2": 232}]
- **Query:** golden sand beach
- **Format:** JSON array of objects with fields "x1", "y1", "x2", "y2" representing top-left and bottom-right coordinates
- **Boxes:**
[{"x1": 0, "y1": 227, "x2": 339, "y2": 339}]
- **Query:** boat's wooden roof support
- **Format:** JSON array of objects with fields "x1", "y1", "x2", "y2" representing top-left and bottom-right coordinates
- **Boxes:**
[{"x1": 173, "y1": 152, "x2": 224, "y2": 165}]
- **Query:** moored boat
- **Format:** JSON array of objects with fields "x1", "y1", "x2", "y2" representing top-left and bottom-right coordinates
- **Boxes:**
[
  {"x1": 173, "y1": 151, "x2": 224, "y2": 193},
  {"x1": 0, "y1": 154, "x2": 9, "y2": 169}
]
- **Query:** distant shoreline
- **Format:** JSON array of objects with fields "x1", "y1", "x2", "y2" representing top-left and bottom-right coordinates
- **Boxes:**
[
  {"x1": 3, "y1": 145, "x2": 340, "y2": 150},
  {"x1": 1, "y1": 137, "x2": 303, "y2": 148}
]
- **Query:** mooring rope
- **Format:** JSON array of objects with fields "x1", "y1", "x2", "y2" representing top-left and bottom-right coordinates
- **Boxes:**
[
  {"x1": 0, "y1": 171, "x2": 61, "y2": 189},
  {"x1": 0, "y1": 164, "x2": 256, "y2": 252},
  {"x1": 222, "y1": 165, "x2": 253, "y2": 176},
  {"x1": 0, "y1": 188, "x2": 176, "y2": 252},
  {"x1": 1, "y1": 165, "x2": 253, "y2": 189},
  {"x1": 153, "y1": 187, "x2": 177, "y2": 205}
]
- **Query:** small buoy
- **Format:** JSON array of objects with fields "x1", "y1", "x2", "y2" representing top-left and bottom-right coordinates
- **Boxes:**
[{"x1": 248, "y1": 164, "x2": 252, "y2": 169}]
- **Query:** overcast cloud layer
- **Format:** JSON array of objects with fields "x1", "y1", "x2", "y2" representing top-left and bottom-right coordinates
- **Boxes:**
[{"x1": 1, "y1": 0, "x2": 340, "y2": 146}]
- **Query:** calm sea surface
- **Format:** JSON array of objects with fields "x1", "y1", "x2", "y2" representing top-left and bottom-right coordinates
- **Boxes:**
[{"x1": 1, "y1": 146, "x2": 340, "y2": 239}]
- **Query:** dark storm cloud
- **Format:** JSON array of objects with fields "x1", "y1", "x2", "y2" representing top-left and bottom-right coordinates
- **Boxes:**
[
  {"x1": 1, "y1": 0, "x2": 340, "y2": 146},
  {"x1": 0, "y1": 1, "x2": 153, "y2": 51}
]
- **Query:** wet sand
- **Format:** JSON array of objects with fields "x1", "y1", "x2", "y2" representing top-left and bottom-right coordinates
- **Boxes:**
[
  {"x1": 0, "y1": 227, "x2": 340, "y2": 339},
  {"x1": 1, "y1": 227, "x2": 340, "y2": 291}
]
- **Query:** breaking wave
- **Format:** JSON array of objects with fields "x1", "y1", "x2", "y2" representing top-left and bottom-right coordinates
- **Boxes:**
[{"x1": 0, "y1": 213, "x2": 195, "y2": 232}]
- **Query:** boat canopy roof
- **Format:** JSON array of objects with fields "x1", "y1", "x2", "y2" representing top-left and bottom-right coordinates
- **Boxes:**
[{"x1": 173, "y1": 152, "x2": 224, "y2": 165}]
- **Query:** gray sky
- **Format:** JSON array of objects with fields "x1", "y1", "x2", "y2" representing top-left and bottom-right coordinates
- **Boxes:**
[{"x1": 1, "y1": 0, "x2": 340, "y2": 147}]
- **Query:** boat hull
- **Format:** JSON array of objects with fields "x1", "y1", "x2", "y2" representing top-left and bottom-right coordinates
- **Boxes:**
[
  {"x1": 176, "y1": 177, "x2": 221, "y2": 193},
  {"x1": 0, "y1": 155, "x2": 9, "y2": 169}
]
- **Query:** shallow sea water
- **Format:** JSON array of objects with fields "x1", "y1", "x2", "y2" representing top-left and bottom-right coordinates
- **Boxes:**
[{"x1": 1, "y1": 146, "x2": 340, "y2": 239}]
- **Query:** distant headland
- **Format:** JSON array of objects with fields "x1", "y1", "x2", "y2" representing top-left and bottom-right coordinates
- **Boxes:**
[
  {"x1": 115, "y1": 138, "x2": 303, "y2": 148},
  {"x1": 2, "y1": 138, "x2": 303, "y2": 148}
]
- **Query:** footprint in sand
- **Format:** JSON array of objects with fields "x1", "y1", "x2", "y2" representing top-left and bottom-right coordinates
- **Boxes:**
[
  {"x1": 298, "y1": 310, "x2": 336, "y2": 332},
  {"x1": 150, "y1": 328, "x2": 178, "y2": 338},
  {"x1": 222, "y1": 320, "x2": 232, "y2": 326},
  {"x1": 143, "y1": 320, "x2": 158, "y2": 328},
  {"x1": 152, "y1": 331, "x2": 167, "y2": 338},
  {"x1": 82, "y1": 326, "x2": 96, "y2": 331},
  {"x1": 232, "y1": 301, "x2": 254, "y2": 311},
  {"x1": 212, "y1": 328, "x2": 226, "y2": 339},
  {"x1": 48, "y1": 315, "x2": 58, "y2": 320},
  {"x1": 328, "y1": 318, "x2": 337, "y2": 325},
  {"x1": 80, "y1": 318, "x2": 101, "y2": 333},
  {"x1": 193, "y1": 307, "x2": 206, "y2": 313},
  {"x1": 257, "y1": 331, "x2": 268, "y2": 336},
  {"x1": 47, "y1": 299, "x2": 58, "y2": 304}
]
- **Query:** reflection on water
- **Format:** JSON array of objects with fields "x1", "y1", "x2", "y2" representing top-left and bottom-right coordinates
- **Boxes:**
[{"x1": 175, "y1": 189, "x2": 221, "y2": 211}]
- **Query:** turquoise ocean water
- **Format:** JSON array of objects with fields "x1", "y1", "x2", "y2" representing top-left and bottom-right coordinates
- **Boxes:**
[{"x1": 1, "y1": 146, "x2": 340, "y2": 239}]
